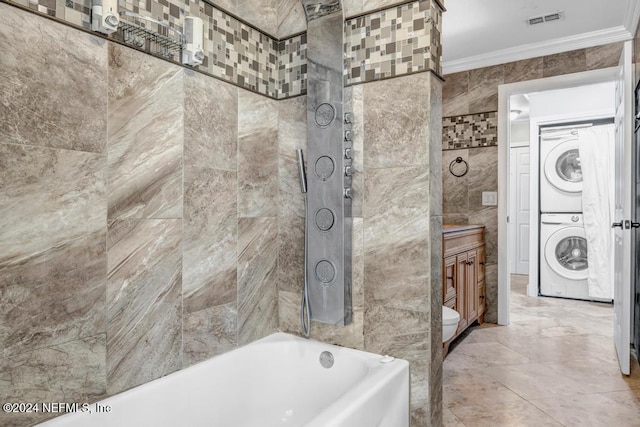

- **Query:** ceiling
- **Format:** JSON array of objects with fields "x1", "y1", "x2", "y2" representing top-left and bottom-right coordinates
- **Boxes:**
[{"x1": 442, "y1": 0, "x2": 640, "y2": 74}]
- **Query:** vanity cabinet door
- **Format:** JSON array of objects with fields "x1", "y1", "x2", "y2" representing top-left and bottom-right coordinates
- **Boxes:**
[
  {"x1": 456, "y1": 252, "x2": 468, "y2": 332},
  {"x1": 443, "y1": 255, "x2": 457, "y2": 303},
  {"x1": 466, "y1": 249, "x2": 479, "y2": 323}
]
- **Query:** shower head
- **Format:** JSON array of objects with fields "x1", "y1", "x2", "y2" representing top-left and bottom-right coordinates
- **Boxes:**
[{"x1": 300, "y1": 0, "x2": 341, "y2": 21}]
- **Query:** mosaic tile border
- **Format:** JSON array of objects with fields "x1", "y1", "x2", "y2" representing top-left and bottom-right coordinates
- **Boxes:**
[
  {"x1": 3, "y1": 0, "x2": 442, "y2": 99},
  {"x1": 443, "y1": 112, "x2": 498, "y2": 150},
  {"x1": 344, "y1": 0, "x2": 437, "y2": 86},
  {"x1": 278, "y1": 33, "x2": 308, "y2": 98}
]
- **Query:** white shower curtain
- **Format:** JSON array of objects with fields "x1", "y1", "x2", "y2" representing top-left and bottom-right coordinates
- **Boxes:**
[{"x1": 578, "y1": 124, "x2": 614, "y2": 300}]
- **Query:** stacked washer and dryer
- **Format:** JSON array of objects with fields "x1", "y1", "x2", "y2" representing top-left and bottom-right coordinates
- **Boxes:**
[{"x1": 538, "y1": 124, "x2": 611, "y2": 301}]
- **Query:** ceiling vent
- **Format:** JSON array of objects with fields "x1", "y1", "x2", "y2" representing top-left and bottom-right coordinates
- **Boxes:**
[{"x1": 527, "y1": 11, "x2": 565, "y2": 26}]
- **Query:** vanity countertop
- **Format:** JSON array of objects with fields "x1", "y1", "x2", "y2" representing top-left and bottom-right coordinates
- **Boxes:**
[{"x1": 442, "y1": 224, "x2": 485, "y2": 234}]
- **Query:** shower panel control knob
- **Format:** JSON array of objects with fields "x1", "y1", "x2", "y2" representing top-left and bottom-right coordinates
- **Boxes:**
[
  {"x1": 344, "y1": 113, "x2": 352, "y2": 124},
  {"x1": 344, "y1": 188, "x2": 352, "y2": 198},
  {"x1": 344, "y1": 130, "x2": 352, "y2": 141},
  {"x1": 344, "y1": 147, "x2": 353, "y2": 159},
  {"x1": 344, "y1": 166, "x2": 353, "y2": 176}
]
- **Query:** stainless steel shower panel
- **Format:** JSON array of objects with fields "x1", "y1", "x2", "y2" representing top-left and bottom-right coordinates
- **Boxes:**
[{"x1": 305, "y1": 5, "x2": 352, "y2": 326}]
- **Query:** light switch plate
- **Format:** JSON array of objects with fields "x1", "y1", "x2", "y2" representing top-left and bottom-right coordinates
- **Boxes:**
[{"x1": 482, "y1": 191, "x2": 497, "y2": 206}]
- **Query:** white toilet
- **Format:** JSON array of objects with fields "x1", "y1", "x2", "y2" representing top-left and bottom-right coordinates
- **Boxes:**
[{"x1": 442, "y1": 306, "x2": 460, "y2": 343}]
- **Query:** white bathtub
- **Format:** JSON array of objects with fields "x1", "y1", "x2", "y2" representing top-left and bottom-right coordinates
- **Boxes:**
[{"x1": 39, "y1": 333, "x2": 409, "y2": 427}]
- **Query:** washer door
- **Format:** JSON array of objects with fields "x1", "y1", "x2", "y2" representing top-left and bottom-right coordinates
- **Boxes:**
[
  {"x1": 544, "y1": 226, "x2": 588, "y2": 280},
  {"x1": 544, "y1": 138, "x2": 582, "y2": 193}
]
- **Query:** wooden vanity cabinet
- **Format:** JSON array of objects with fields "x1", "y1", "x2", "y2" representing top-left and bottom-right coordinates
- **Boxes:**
[{"x1": 442, "y1": 226, "x2": 486, "y2": 347}]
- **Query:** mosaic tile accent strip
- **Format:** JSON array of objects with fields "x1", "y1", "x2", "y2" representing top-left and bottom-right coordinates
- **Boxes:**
[
  {"x1": 196, "y1": 6, "x2": 279, "y2": 97},
  {"x1": 4, "y1": 0, "x2": 442, "y2": 99},
  {"x1": 429, "y1": 0, "x2": 442, "y2": 76},
  {"x1": 278, "y1": 33, "x2": 307, "y2": 98},
  {"x1": 344, "y1": 0, "x2": 435, "y2": 85},
  {"x1": 443, "y1": 112, "x2": 498, "y2": 150}
]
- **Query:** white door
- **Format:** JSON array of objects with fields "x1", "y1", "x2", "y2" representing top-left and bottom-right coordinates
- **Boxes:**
[
  {"x1": 510, "y1": 146, "x2": 530, "y2": 274},
  {"x1": 613, "y1": 41, "x2": 633, "y2": 375}
]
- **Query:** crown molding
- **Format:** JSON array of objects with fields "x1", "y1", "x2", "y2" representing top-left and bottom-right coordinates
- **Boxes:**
[
  {"x1": 443, "y1": 25, "x2": 632, "y2": 75},
  {"x1": 624, "y1": 0, "x2": 640, "y2": 37}
]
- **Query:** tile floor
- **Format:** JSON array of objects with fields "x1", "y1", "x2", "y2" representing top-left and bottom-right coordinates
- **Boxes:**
[{"x1": 443, "y1": 274, "x2": 640, "y2": 427}]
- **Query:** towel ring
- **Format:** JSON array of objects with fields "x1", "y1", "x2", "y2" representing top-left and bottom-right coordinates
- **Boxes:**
[{"x1": 449, "y1": 157, "x2": 468, "y2": 177}]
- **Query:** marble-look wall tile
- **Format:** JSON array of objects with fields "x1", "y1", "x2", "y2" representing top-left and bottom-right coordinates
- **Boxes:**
[
  {"x1": 408, "y1": 353, "x2": 430, "y2": 422},
  {"x1": 467, "y1": 146, "x2": 498, "y2": 265},
  {"x1": 364, "y1": 305, "x2": 430, "y2": 418},
  {"x1": 210, "y1": 0, "x2": 237, "y2": 14},
  {"x1": 277, "y1": 212, "x2": 305, "y2": 294},
  {"x1": 183, "y1": 169, "x2": 237, "y2": 312},
  {"x1": 543, "y1": 49, "x2": 587, "y2": 78},
  {"x1": 278, "y1": 290, "x2": 303, "y2": 333},
  {"x1": 363, "y1": 74, "x2": 430, "y2": 168},
  {"x1": 363, "y1": 304, "x2": 429, "y2": 356},
  {"x1": 467, "y1": 146, "x2": 498, "y2": 208},
  {"x1": 468, "y1": 65, "x2": 504, "y2": 114},
  {"x1": 484, "y1": 263, "x2": 498, "y2": 323},
  {"x1": 277, "y1": 95, "x2": 307, "y2": 220},
  {"x1": 0, "y1": 144, "x2": 106, "y2": 358},
  {"x1": 427, "y1": 73, "x2": 443, "y2": 427},
  {"x1": 469, "y1": 207, "x2": 498, "y2": 265},
  {"x1": 362, "y1": 0, "x2": 407, "y2": 13},
  {"x1": 503, "y1": 57, "x2": 543, "y2": 84},
  {"x1": 183, "y1": 169, "x2": 238, "y2": 365},
  {"x1": 352, "y1": 216, "x2": 366, "y2": 314},
  {"x1": 343, "y1": 0, "x2": 363, "y2": 17},
  {"x1": 107, "y1": 43, "x2": 184, "y2": 220},
  {"x1": 0, "y1": 335, "x2": 106, "y2": 427},
  {"x1": 278, "y1": 0, "x2": 306, "y2": 38},
  {"x1": 429, "y1": 216, "x2": 444, "y2": 427},
  {"x1": 442, "y1": 150, "x2": 469, "y2": 214},
  {"x1": 586, "y1": 42, "x2": 624, "y2": 71},
  {"x1": 443, "y1": 213, "x2": 469, "y2": 225},
  {"x1": 0, "y1": 3, "x2": 107, "y2": 153},
  {"x1": 238, "y1": 217, "x2": 279, "y2": 345},
  {"x1": 238, "y1": 91, "x2": 278, "y2": 217},
  {"x1": 0, "y1": 231, "x2": 106, "y2": 360},
  {"x1": 364, "y1": 167, "x2": 430, "y2": 312},
  {"x1": 443, "y1": 71, "x2": 469, "y2": 117},
  {"x1": 238, "y1": 0, "x2": 278, "y2": 36},
  {"x1": 106, "y1": 219, "x2": 182, "y2": 394},
  {"x1": 183, "y1": 302, "x2": 237, "y2": 367},
  {"x1": 184, "y1": 71, "x2": 238, "y2": 175}
]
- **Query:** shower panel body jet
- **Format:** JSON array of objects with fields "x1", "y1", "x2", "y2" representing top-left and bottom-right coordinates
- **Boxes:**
[{"x1": 301, "y1": 0, "x2": 352, "y2": 326}]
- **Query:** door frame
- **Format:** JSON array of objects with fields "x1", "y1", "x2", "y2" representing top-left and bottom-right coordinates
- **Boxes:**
[{"x1": 497, "y1": 67, "x2": 618, "y2": 325}]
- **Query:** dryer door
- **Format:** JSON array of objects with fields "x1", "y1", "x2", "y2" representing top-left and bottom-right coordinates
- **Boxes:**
[
  {"x1": 544, "y1": 138, "x2": 583, "y2": 193},
  {"x1": 544, "y1": 226, "x2": 588, "y2": 280}
]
